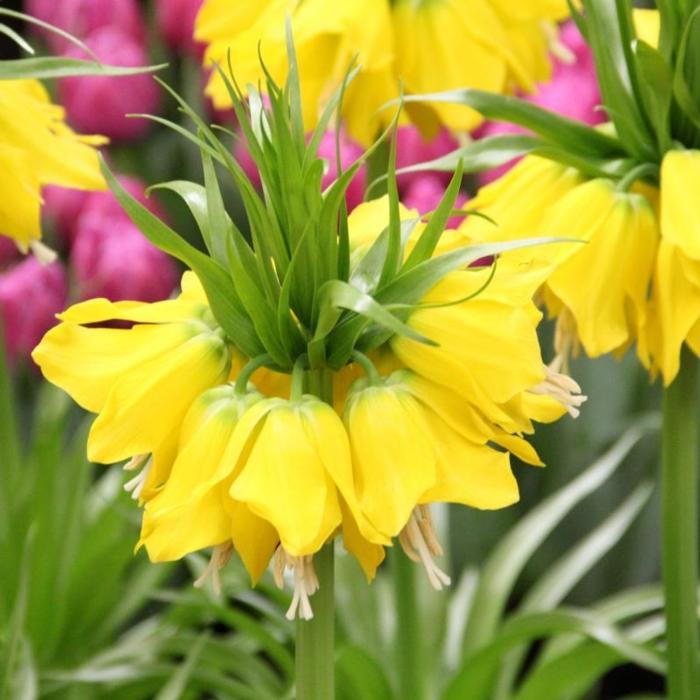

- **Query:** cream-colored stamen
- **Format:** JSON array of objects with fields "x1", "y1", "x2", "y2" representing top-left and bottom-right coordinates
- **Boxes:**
[
  {"x1": 194, "y1": 542, "x2": 234, "y2": 596},
  {"x1": 399, "y1": 506, "x2": 451, "y2": 590},
  {"x1": 530, "y1": 358, "x2": 587, "y2": 418},
  {"x1": 273, "y1": 548, "x2": 319, "y2": 621},
  {"x1": 29, "y1": 240, "x2": 57, "y2": 264},
  {"x1": 553, "y1": 309, "x2": 580, "y2": 374},
  {"x1": 123, "y1": 455, "x2": 152, "y2": 500},
  {"x1": 541, "y1": 20, "x2": 575, "y2": 65}
]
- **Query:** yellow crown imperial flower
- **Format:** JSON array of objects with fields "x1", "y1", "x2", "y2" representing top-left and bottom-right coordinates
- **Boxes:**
[
  {"x1": 33, "y1": 40, "x2": 577, "y2": 622},
  {"x1": 139, "y1": 384, "x2": 278, "y2": 588},
  {"x1": 32, "y1": 272, "x2": 232, "y2": 499},
  {"x1": 0, "y1": 79, "x2": 106, "y2": 258},
  {"x1": 195, "y1": 0, "x2": 569, "y2": 144},
  {"x1": 461, "y1": 161, "x2": 659, "y2": 366}
]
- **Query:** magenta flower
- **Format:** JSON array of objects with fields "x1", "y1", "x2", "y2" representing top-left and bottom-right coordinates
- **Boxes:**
[
  {"x1": 477, "y1": 21, "x2": 602, "y2": 185},
  {"x1": 317, "y1": 130, "x2": 367, "y2": 211},
  {"x1": 42, "y1": 185, "x2": 91, "y2": 243},
  {"x1": 156, "y1": 0, "x2": 205, "y2": 58},
  {"x1": 0, "y1": 237, "x2": 19, "y2": 268},
  {"x1": 59, "y1": 26, "x2": 160, "y2": 142},
  {"x1": 70, "y1": 176, "x2": 176, "y2": 302},
  {"x1": 25, "y1": 0, "x2": 145, "y2": 52},
  {"x1": 403, "y1": 175, "x2": 468, "y2": 229},
  {"x1": 72, "y1": 216, "x2": 178, "y2": 304},
  {"x1": 395, "y1": 127, "x2": 459, "y2": 192},
  {"x1": 0, "y1": 257, "x2": 67, "y2": 364}
]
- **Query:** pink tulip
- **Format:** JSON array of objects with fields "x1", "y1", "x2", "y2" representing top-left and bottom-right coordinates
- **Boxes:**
[
  {"x1": 78, "y1": 175, "x2": 165, "y2": 224},
  {"x1": 395, "y1": 127, "x2": 459, "y2": 192},
  {"x1": 42, "y1": 186, "x2": 91, "y2": 243},
  {"x1": 0, "y1": 237, "x2": 19, "y2": 268},
  {"x1": 72, "y1": 216, "x2": 178, "y2": 303},
  {"x1": 25, "y1": 0, "x2": 144, "y2": 52},
  {"x1": 43, "y1": 175, "x2": 162, "y2": 245},
  {"x1": 60, "y1": 26, "x2": 160, "y2": 142},
  {"x1": 0, "y1": 257, "x2": 67, "y2": 364},
  {"x1": 403, "y1": 175, "x2": 468, "y2": 229},
  {"x1": 317, "y1": 130, "x2": 367, "y2": 211},
  {"x1": 156, "y1": 0, "x2": 205, "y2": 58},
  {"x1": 477, "y1": 21, "x2": 602, "y2": 185}
]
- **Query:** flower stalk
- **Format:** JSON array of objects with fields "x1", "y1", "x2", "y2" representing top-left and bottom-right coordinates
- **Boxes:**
[
  {"x1": 293, "y1": 369, "x2": 336, "y2": 700},
  {"x1": 295, "y1": 543, "x2": 334, "y2": 699},
  {"x1": 662, "y1": 347, "x2": 700, "y2": 700},
  {"x1": 393, "y1": 547, "x2": 427, "y2": 700}
]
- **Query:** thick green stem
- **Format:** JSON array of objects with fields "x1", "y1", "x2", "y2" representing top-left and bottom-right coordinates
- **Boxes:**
[
  {"x1": 295, "y1": 542, "x2": 335, "y2": 700},
  {"x1": 662, "y1": 348, "x2": 700, "y2": 700},
  {"x1": 393, "y1": 547, "x2": 426, "y2": 700}
]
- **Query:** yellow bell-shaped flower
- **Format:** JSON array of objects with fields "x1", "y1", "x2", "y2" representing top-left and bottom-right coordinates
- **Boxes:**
[
  {"x1": 32, "y1": 273, "x2": 232, "y2": 475},
  {"x1": 644, "y1": 150, "x2": 700, "y2": 384},
  {"x1": 0, "y1": 79, "x2": 106, "y2": 254},
  {"x1": 195, "y1": 0, "x2": 569, "y2": 144},
  {"x1": 139, "y1": 384, "x2": 279, "y2": 585}
]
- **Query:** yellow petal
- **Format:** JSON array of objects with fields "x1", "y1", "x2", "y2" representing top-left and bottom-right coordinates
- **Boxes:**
[
  {"x1": 345, "y1": 383, "x2": 436, "y2": 538},
  {"x1": 547, "y1": 187, "x2": 657, "y2": 357},
  {"x1": 340, "y1": 499, "x2": 385, "y2": 582},
  {"x1": 660, "y1": 149, "x2": 700, "y2": 261},
  {"x1": 230, "y1": 401, "x2": 342, "y2": 556},
  {"x1": 87, "y1": 331, "x2": 230, "y2": 463},
  {"x1": 32, "y1": 321, "x2": 192, "y2": 413},
  {"x1": 420, "y1": 412, "x2": 520, "y2": 510}
]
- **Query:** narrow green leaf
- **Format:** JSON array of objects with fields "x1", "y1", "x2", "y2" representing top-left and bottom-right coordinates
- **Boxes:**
[
  {"x1": 443, "y1": 609, "x2": 665, "y2": 700},
  {"x1": 399, "y1": 89, "x2": 624, "y2": 157},
  {"x1": 311, "y1": 279, "x2": 436, "y2": 360},
  {"x1": 336, "y1": 646, "x2": 394, "y2": 700},
  {"x1": 378, "y1": 238, "x2": 579, "y2": 309},
  {"x1": 101, "y1": 159, "x2": 264, "y2": 357},
  {"x1": 493, "y1": 482, "x2": 655, "y2": 699},
  {"x1": 403, "y1": 160, "x2": 465, "y2": 270},
  {"x1": 390, "y1": 134, "x2": 541, "y2": 179},
  {"x1": 0, "y1": 23, "x2": 34, "y2": 54},
  {"x1": 460, "y1": 417, "x2": 658, "y2": 656},
  {"x1": 0, "y1": 57, "x2": 165, "y2": 80},
  {"x1": 154, "y1": 635, "x2": 207, "y2": 700}
]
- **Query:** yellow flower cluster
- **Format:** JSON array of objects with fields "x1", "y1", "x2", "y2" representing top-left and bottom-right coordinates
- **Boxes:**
[
  {"x1": 195, "y1": 0, "x2": 569, "y2": 144},
  {"x1": 460, "y1": 150, "x2": 700, "y2": 385},
  {"x1": 0, "y1": 79, "x2": 106, "y2": 257},
  {"x1": 33, "y1": 199, "x2": 582, "y2": 618}
]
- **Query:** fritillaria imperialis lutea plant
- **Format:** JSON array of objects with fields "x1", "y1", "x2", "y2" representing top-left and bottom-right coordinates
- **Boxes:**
[
  {"x1": 32, "y1": 37, "x2": 584, "y2": 699},
  {"x1": 400, "y1": 1, "x2": 700, "y2": 697}
]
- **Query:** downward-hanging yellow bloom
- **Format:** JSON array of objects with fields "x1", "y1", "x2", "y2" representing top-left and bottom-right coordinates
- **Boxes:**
[
  {"x1": 644, "y1": 150, "x2": 700, "y2": 383},
  {"x1": 460, "y1": 155, "x2": 659, "y2": 366},
  {"x1": 0, "y1": 79, "x2": 106, "y2": 255},
  {"x1": 195, "y1": 0, "x2": 569, "y2": 144},
  {"x1": 32, "y1": 273, "x2": 232, "y2": 499}
]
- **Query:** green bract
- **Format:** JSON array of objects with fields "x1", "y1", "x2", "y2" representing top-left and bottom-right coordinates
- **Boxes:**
[{"x1": 103, "y1": 32, "x2": 550, "y2": 378}]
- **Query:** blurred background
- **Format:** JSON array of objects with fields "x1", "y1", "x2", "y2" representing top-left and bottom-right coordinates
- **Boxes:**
[{"x1": 0, "y1": 1, "x2": 669, "y2": 698}]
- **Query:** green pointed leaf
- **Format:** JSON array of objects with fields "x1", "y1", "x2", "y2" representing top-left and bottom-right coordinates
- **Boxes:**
[
  {"x1": 443, "y1": 609, "x2": 665, "y2": 700},
  {"x1": 493, "y1": 482, "x2": 654, "y2": 699},
  {"x1": 403, "y1": 160, "x2": 465, "y2": 270},
  {"x1": 390, "y1": 134, "x2": 541, "y2": 180},
  {"x1": 378, "y1": 238, "x2": 579, "y2": 308},
  {"x1": 0, "y1": 57, "x2": 166, "y2": 80},
  {"x1": 337, "y1": 646, "x2": 394, "y2": 700},
  {"x1": 460, "y1": 417, "x2": 658, "y2": 656},
  {"x1": 101, "y1": 159, "x2": 264, "y2": 358},
  {"x1": 310, "y1": 280, "x2": 436, "y2": 365},
  {"x1": 400, "y1": 89, "x2": 624, "y2": 157}
]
